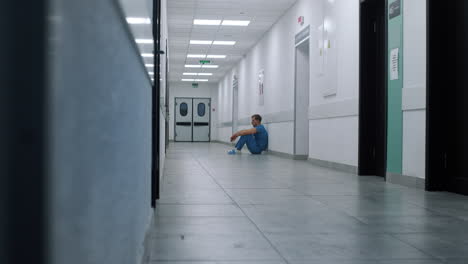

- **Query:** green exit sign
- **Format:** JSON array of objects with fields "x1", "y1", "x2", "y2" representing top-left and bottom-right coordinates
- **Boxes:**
[
  {"x1": 199, "y1": 60, "x2": 211, "y2": 64},
  {"x1": 192, "y1": 83, "x2": 199, "y2": 88}
]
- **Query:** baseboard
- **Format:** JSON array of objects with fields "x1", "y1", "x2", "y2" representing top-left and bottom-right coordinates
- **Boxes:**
[
  {"x1": 386, "y1": 172, "x2": 426, "y2": 190},
  {"x1": 307, "y1": 157, "x2": 358, "y2": 174},
  {"x1": 140, "y1": 210, "x2": 155, "y2": 264},
  {"x1": 293, "y1": 154, "x2": 309, "y2": 160},
  {"x1": 264, "y1": 149, "x2": 295, "y2": 159}
]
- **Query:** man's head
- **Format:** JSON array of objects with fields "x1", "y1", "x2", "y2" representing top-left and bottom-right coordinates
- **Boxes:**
[{"x1": 251, "y1": 114, "x2": 262, "y2": 127}]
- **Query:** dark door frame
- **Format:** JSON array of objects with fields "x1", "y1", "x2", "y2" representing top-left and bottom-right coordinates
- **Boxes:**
[
  {"x1": 358, "y1": 0, "x2": 388, "y2": 177},
  {"x1": 0, "y1": 0, "x2": 49, "y2": 263},
  {"x1": 174, "y1": 97, "x2": 212, "y2": 143},
  {"x1": 426, "y1": 0, "x2": 447, "y2": 191},
  {"x1": 151, "y1": 0, "x2": 162, "y2": 207},
  {"x1": 165, "y1": 39, "x2": 170, "y2": 152},
  {"x1": 426, "y1": 0, "x2": 468, "y2": 195}
]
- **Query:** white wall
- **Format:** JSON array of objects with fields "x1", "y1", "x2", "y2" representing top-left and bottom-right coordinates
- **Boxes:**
[
  {"x1": 402, "y1": 0, "x2": 427, "y2": 179},
  {"x1": 160, "y1": 0, "x2": 168, "y2": 176},
  {"x1": 217, "y1": 0, "x2": 359, "y2": 163},
  {"x1": 48, "y1": 0, "x2": 163, "y2": 263},
  {"x1": 216, "y1": 0, "x2": 427, "y2": 177},
  {"x1": 169, "y1": 83, "x2": 218, "y2": 141}
]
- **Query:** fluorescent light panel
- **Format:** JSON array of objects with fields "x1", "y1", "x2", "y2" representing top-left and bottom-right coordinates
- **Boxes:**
[
  {"x1": 136, "y1": 39, "x2": 153, "y2": 44},
  {"x1": 182, "y1": 79, "x2": 195, "y2": 82},
  {"x1": 183, "y1": 73, "x2": 213, "y2": 76},
  {"x1": 190, "y1": 40, "x2": 213, "y2": 45},
  {"x1": 207, "y1": 55, "x2": 227, "y2": 58},
  {"x1": 195, "y1": 79, "x2": 209, "y2": 82},
  {"x1": 126, "y1": 17, "x2": 151, "y2": 24},
  {"x1": 202, "y1": 65, "x2": 219, "y2": 68},
  {"x1": 213, "y1": 41, "x2": 236, "y2": 45},
  {"x1": 194, "y1": 19, "x2": 221, "y2": 25},
  {"x1": 148, "y1": 72, "x2": 154, "y2": 75},
  {"x1": 222, "y1": 20, "x2": 250, "y2": 26},
  {"x1": 187, "y1": 54, "x2": 206, "y2": 58},
  {"x1": 145, "y1": 64, "x2": 154, "y2": 67},
  {"x1": 141, "y1": 53, "x2": 153, "y2": 57},
  {"x1": 185, "y1": 65, "x2": 201, "y2": 68},
  {"x1": 193, "y1": 19, "x2": 251, "y2": 27}
]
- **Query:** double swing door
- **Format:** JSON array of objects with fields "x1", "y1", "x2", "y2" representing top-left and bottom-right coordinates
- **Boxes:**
[{"x1": 175, "y1": 97, "x2": 211, "y2": 142}]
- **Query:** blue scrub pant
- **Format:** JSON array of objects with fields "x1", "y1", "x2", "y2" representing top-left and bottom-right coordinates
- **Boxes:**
[{"x1": 235, "y1": 135, "x2": 262, "y2": 154}]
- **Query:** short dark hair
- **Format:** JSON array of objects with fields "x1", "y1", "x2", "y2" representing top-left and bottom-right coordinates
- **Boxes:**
[{"x1": 251, "y1": 114, "x2": 262, "y2": 123}]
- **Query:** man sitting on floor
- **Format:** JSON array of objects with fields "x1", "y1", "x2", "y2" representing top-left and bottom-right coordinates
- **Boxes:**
[{"x1": 228, "y1": 114, "x2": 268, "y2": 155}]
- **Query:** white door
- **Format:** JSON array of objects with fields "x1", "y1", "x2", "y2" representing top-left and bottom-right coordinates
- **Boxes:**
[
  {"x1": 232, "y1": 75, "x2": 239, "y2": 134},
  {"x1": 294, "y1": 39, "x2": 310, "y2": 157},
  {"x1": 175, "y1": 98, "x2": 193, "y2": 142},
  {"x1": 193, "y1": 98, "x2": 210, "y2": 142}
]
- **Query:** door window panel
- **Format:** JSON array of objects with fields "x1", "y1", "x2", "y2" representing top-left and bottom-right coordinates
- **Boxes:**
[
  {"x1": 197, "y1": 103, "x2": 206, "y2": 117},
  {"x1": 180, "y1": 102, "x2": 188, "y2": 116}
]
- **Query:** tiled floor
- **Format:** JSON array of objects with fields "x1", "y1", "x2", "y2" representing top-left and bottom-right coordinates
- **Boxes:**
[{"x1": 146, "y1": 143, "x2": 468, "y2": 264}]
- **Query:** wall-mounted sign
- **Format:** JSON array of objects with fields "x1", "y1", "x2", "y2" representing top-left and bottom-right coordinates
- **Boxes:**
[
  {"x1": 295, "y1": 25, "x2": 310, "y2": 45},
  {"x1": 258, "y1": 69, "x2": 264, "y2": 106},
  {"x1": 199, "y1": 60, "x2": 211, "y2": 64},
  {"x1": 298, "y1": 16, "x2": 304, "y2": 26},
  {"x1": 192, "y1": 83, "x2": 199, "y2": 88},
  {"x1": 389, "y1": 0, "x2": 401, "y2": 19},
  {"x1": 390, "y1": 48, "x2": 399, "y2": 80}
]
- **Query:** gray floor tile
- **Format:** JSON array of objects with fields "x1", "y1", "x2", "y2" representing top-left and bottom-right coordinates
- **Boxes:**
[
  {"x1": 150, "y1": 261, "x2": 286, "y2": 264},
  {"x1": 266, "y1": 233, "x2": 432, "y2": 261},
  {"x1": 393, "y1": 233, "x2": 468, "y2": 259},
  {"x1": 152, "y1": 216, "x2": 261, "y2": 236},
  {"x1": 150, "y1": 233, "x2": 282, "y2": 261},
  {"x1": 149, "y1": 143, "x2": 468, "y2": 263},
  {"x1": 356, "y1": 215, "x2": 467, "y2": 234},
  {"x1": 158, "y1": 189, "x2": 234, "y2": 205},
  {"x1": 224, "y1": 188, "x2": 305, "y2": 205},
  {"x1": 155, "y1": 204, "x2": 245, "y2": 217},
  {"x1": 289, "y1": 260, "x2": 443, "y2": 264}
]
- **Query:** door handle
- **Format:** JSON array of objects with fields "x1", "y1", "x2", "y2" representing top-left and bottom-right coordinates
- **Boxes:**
[
  {"x1": 176, "y1": 122, "x2": 192, "y2": 126},
  {"x1": 194, "y1": 122, "x2": 209, "y2": 126}
]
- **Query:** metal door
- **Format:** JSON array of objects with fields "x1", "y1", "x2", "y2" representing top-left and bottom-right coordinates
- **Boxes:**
[
  {"x1": 175, "y1": 98, "x2": 193, "y2": 142},
  {"x1": 193, "y1": 98, "x2": 211, "y2": 142}
]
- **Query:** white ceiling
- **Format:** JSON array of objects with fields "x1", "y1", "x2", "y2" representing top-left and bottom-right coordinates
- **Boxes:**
[
  {"x1": 120, "y1": 0, "x2": 298, "y2": 84},
  {"x1": 168, "y1": 0, "x2": 298, "y2": 84}
]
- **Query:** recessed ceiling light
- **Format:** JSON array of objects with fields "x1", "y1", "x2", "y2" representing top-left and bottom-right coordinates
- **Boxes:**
[
  {"x1": 136, "y1": 39, "x2": 153, "y2": 44},
  {"x1": 182, "y1": 79, "x2": 195, "y2": 82},
  {"x1": 187, "y1": 54, "x2": 206, "y2": 58},
  {"x1": 207, "y1": 55, "x2": 227, "y2": 59},
  {"x1": 141, "y1": 53, "x2": 153, "y2": 57},
  {"x1": 222, "y1": 20, "x2": 251, "y2": 26},
  {"x1": 195, "y1": 79, "x2": 209, "y2": 82},
  {"x1": 198, "y1": 73, "x2": 213, "y2": 76},
  {"x1": 185, "y1": 65, "x2": 202, "y2": 68},
  {"x1": 190, "y1": 40, "x2": 213, "y2": 45},
  {"x1": 202, "y1": 65, "x2": 219, "y2": 68},
  {"x1": 183, "y1": 73, "x2": 198, "y2": 76},
  {"x1": 145, "y1": 64, "x2": 154, "y2": 67},
  {"x1": 126, "y1": 17, "x2": 151, "y2": 24},
  {"x1": 213, "y1": 41, "x2": 236, "y2": 45},
  {"x1": 148, "y1": 72, "x2": 154, "y2": 75},
  {"x1": 194, "y1": 19, "x2": 221, "y2": 26}
]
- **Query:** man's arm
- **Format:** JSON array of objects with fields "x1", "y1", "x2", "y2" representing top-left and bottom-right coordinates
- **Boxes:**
[{"x1": 230, "y1": 128, "x2": 257, "y2": 142}]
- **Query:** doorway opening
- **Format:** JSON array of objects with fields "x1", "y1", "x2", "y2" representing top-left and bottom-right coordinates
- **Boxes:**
[
  {"x1": 232, "y1": 75, "x2": 239, "y2": 135},
  {"x1": 427, "y1": 0, "x2": 468, "y2": 195},
  {"x1": 358, "y1": 0, "x2": 387, "y2": 177},
  {"x1": 294, "y1": 39, "x2": 310, "y2": 159},
  {"x1": 151, "y1": 0, "x2": 162, "y2": 206},
  {"x1": 174, "y1": 97, "x2": 211, "y2": 142}
]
